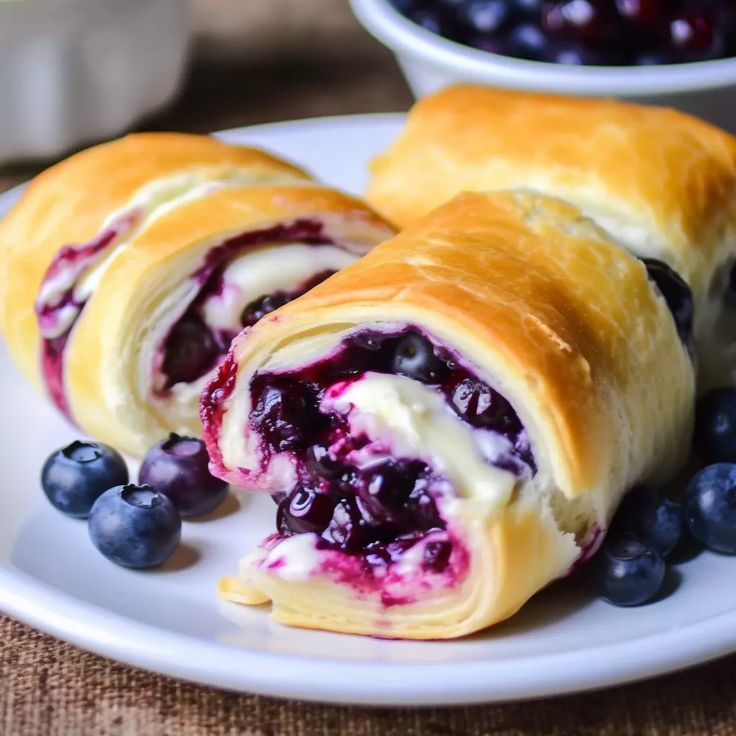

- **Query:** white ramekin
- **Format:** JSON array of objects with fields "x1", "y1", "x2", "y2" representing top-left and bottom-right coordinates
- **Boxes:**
[
  {"x1": 0, "y1": 0, "x2": 191, "y2": 163},
  {"x1": 350, "y1": 0, "x2": 736, "y2": 132}
]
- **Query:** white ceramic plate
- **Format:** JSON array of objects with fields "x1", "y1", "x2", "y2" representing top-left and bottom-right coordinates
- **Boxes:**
[{"x1": 2, "y1": 115, "x2": 736, "y2": 706}]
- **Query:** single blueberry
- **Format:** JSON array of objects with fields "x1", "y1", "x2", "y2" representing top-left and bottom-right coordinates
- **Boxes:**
[
  {"x1": 684, "y1": 463, "x2": 736, "y2": 554},
  {"x1": 391, "y1": 331, "x2": 450, "y2": 384},
  {"x1": 641, "y1": 258, "x2": 694, "y2": 353},
  {"x1": 593, "y1": 533, "x2": 665, "y2": 606},
  {"x1": 695, "y1": 388, "x2": 736, "y2": 464},
  {"x1": 139, "y1": 434, "x2": 228, "y2": 517},
  {"x1": 88, "y1": 484, "x2": 181, "y2": 568},
  {"x1": 41, "y1": 440, "x2": 128, "y2": 519},
  {"x1": 251, "y1": 376, "x2": 324, "y2": 452},
  {"x1": 162, "y1": 314, "x2": 221, "y2": 386},
  {"x1": 447, "y1": 376, "x2": 519, "y2": 431},
  {"x1": 612, "y1": 486, "x2": 683, "y2": 557},
  {"x1": 357, "y1": 459, "x2": 422, "y2": 524},
  {"x1": 506, "y1": 22, "x2": 548, "y2": 59},
  {"x1": 461, "y1": 0, "x2": 512, "y2": 34},
  {"x1": 277, "y1": 487, "x2": 336, "y2": 535},
  {"x1": 241, "y1": 293, "x2": 290, "y2": 328}
]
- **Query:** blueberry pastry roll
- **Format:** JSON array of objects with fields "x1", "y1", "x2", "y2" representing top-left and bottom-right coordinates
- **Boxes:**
[
  {"x1": 368, "y1": 85, "x2": 736, "y2": 389},
  {"x1": 203, "y1": 191, "x2": 694, "y2": 639},
  {"x1": 0, "y1": 133, "x2": 393, "y2": 455}
]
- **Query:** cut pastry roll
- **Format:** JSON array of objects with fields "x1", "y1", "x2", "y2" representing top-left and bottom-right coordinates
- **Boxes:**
[
  {"x1": 203, "y1": 191, "x2": 694, "y2": 639},
  {"x1": 0, "y1": 133, "x2": 393, "y2": 455},
  {"x1": 367, "y1": 85, "x2": 736, "y2": 389}
]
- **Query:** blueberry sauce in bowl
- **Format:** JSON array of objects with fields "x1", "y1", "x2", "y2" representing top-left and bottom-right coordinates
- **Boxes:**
[{"x1": 389, "y1": 0, "x2": 736, "y2": 66}]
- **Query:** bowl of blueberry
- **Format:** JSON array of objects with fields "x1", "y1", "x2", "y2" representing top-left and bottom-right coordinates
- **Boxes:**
[{"x1": 349, "y1": 0, "x2": 736, "y2": 131}]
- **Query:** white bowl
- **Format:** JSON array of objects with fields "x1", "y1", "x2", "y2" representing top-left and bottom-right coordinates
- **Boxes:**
[
  {"x1": 350, "y1": 0, "x2": 736, "y2": 132},
  {"x1": 0, "y1": 0, "x2": 191, "y2": 163}
]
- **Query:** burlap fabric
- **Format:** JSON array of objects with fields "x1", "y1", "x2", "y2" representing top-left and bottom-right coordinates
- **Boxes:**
[{"x1": 2, "y1": 2, "x2": 736, "y2": 733}]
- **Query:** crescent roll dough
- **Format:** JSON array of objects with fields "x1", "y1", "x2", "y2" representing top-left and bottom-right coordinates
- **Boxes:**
[
  {"x1": 0, "y1": 133, "x2": 393, "y2": 455},
  {"x1": 202, "y1": 191, "x2": 694, "y2": 639},
  {"x1": 367, "y1": 85, "x2": 736, "y2": 389}
]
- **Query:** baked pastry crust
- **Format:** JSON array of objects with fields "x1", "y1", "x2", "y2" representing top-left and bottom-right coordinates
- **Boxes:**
[
  {"x1": 205, "y1": 191, "x2": 694, "y2": 639},
  {"x1": 0, "y1": 133, "x2": 393, "y2": 454},
  {"x1": 0, "y1": 132, "x2": 311, "y2": 390},
  {"x1": 367, "y1": 85, "x2": 736, "y2": 388}
]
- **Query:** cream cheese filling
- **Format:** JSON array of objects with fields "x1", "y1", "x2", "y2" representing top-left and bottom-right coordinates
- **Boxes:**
[{"x1": 321, "y1": 372, "x2": 519, "y2": 511}]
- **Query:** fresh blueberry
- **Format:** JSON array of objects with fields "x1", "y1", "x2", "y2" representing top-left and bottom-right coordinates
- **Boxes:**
[
  {"x1": 694, "y1": 388, "x2": 736, "y2": 464},
  {"x1": 542, "y1": 0, "x2": 616, "y2": 44},
  {"x1": 641, "y1": 258, "x2": 694, "y2": 352},
  {"x1": 548, "y1": 42, "x2": 612, "y2": 65},
  {"x1": 250, "y1": 376, "x2": 324, "y2": 452},
  {"x1": 391, "y1": 331, "x2": 450, "y2": 383},
  {"x1": 408, "y1": 7, "x2": 456, "y2": 37},
  {"x1": 241, "y1": 293, "x2": 289, "y2": 328},
  {"x1": 447, "y1": 376, "x2": 520, "y2": 431},
  {"x1": 41, "y1": 440, "x2": 128, "y2": 519},
  {"x1": 277, "y1": 487, "x2": 336, "y2": 535},
  {"x1": 88, "y1": 484, "x2": 181, "y2": 568},
  {"x1": 139, "y1": 434, "x2": 228, "y2": 517},
  {"x1": 162, "y1": 314, "x2": 221, "y2": 386},
  {"x1": 357, "y1": 460, "x2": 422, "y2": 524},
  {"x1": 612, "y1": 486, "x2": 683, "y2": 557},
  {"x1": 615, "y1": 0, "x2": 661, "y2": 30},
  {"x1": 510, "y1": 0, "x2": 542, "y2": 15},
  {"x1": 594, "y1": 533, "x2": 665, "y2": 606},
  {"x1": 684, "y1": 463, "x2": 736, "y2": 554},
  {"x1": 667, "y1": 10, "x2": 722, "y2": 60},
  {"x1": 635, "y1": 49, "x2": 673, "y2": 65},
  {"x1": 506, "y1": 22, "x2": 549, "y2": 59},
  {"x1": 461, "y1": 0, "x2": 512, "y2": 34}
]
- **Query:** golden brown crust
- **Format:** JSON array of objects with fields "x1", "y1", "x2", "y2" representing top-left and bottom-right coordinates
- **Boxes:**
[
  {"x1": 367, "y1": 85, "x2": 736, "y2": 297},
  {"x1": 0, "y1": 132, "x2": 311, "y2": 388},
  {"x1": 233, "y1": 190, "x2": 691, "y2": 495},
  {"x1": 212, "y1": 191, "x2": 693, "y2": 638}
]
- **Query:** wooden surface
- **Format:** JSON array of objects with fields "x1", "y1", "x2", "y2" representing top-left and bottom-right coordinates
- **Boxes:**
[{"x1": 3, "y1": 3, "x2": 736, "y2": 734}]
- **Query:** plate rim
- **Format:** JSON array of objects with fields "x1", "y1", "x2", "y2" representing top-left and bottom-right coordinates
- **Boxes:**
[{"x1": 2, "y1": 113, "x2": 736, "y2": 706}]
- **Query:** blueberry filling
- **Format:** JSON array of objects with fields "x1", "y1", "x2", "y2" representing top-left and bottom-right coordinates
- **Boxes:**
[
  {"x1": 156, "y1": 220, "x2": 338, "y2": 389},
  {"x1": 161, "y1": 269, "x2": 335, "y2": 389},
  {"x1": 35, "y1": 212, "x2": 141, "y2": 419},
  {"x1": 248, "y1": 328, "x2": 533, "y2": 573},
  {"x1": 641, "y1": 258, "x2": 694, "y2": 356},
  {"x1": 36, "y1": 215, "x2": 343, "y2": 412}
]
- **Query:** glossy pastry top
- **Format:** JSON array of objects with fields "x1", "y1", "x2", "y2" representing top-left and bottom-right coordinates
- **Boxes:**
[
  {"x1": 367, "y1": 85, "x2": 736, "y2": 296},
  {"x1": 0, "y1": 132, "x2": 311, "y2": 387},
  {"x1": 211, "y1": 190, "x2": 693, "y2": 503}
]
